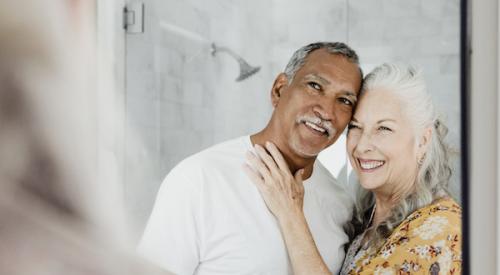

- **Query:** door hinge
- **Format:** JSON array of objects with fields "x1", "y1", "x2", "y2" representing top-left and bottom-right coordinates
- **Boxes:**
[{"x1": 123, "y1": 2, "x2": 144, "y2": 33}]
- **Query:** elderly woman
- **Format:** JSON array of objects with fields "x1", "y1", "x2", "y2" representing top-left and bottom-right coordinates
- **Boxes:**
[{"x1": 244, "y1": 63, "x2": 461, "y2": 274}]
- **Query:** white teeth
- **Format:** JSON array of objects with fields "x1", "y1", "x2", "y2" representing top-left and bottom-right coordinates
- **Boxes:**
[
  {"x1": 304, "y1": 121, "x2": 326, "y2": 133},
  {"x1": 360, "y1": 160, "x2": 384, "y2": 170}
]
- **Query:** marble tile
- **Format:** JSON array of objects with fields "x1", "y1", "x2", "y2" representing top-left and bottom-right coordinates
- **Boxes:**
[
  {"x1": 126, "y1": 38, "x2": 155, "y2": 73},
  {"x1": 440, "y1": 54, "x2": 460, "y2": 75},
  {"x1": 126, "y1": 97, "x2": 158, "y2": 128},
  {"x1": 383, "y1": 0, "x2": 420, "y2": 17},
  {"x1": 383, "y1": 17, "x2": 441, "y2": 39},
  {"x1": 419, "y1": 35, "x2": 460, "y2": 56},
  {"x1": 159, "y1": 73, "x2": 183, "y2": 103},
  {"x1": 126, "y1": 71, "x2": 157, "y2": 101}
]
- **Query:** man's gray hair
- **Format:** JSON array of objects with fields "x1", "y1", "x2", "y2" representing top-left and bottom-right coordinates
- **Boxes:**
[{"x1": 283, "y1": 42, "x2": 361, "y2": 83}]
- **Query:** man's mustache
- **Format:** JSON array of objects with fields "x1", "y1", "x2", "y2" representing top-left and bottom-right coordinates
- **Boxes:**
[{"x1": 296, "y1": 115, "x2": 336, "y2": 138}]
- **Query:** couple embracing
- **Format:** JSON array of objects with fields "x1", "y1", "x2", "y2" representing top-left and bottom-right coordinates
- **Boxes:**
[{"x1": 139, "y1": 42, "x2": 461, "y2": 275}]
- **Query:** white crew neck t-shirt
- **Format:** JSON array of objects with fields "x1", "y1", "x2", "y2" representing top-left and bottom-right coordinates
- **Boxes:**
[{"x1": 138, "y1": 136, "x2": 353, "y2": 275}]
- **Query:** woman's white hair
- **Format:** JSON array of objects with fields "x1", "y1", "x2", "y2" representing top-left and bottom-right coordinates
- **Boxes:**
[{"x1": 349, "y1": 63, "x2": 453, "y2": 247}]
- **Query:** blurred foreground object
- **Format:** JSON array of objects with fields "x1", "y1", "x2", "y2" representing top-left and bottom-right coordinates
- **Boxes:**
[{"x1": 0, "y1": 0, "x2": 170, "y2": 274}]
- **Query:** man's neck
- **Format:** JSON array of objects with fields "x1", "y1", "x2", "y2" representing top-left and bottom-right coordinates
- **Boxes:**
[{"x1": 250, "y1": 129, "x2": 316, "y2": 180}]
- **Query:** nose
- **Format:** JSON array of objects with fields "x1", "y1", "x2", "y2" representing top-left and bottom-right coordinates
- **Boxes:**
[
  {"x1": 312, "y1": 104, "x2": 333, "y2": 122},
  {"x1": 354, "y1": 131, "x2": 374, "y2": 153}
]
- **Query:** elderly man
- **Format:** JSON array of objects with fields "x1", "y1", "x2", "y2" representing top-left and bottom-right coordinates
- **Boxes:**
[{"x1": 138, "y1": 42, "x2": 363, "y2": 275}]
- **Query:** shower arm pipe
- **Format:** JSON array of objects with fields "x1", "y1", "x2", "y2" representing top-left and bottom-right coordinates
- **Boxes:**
[
  {"x1": 211, "y1": 43, "x2": 245, "y2": 63},
  {"x1": 160, "y1": 21, "x2": 211, "y2": 45}
]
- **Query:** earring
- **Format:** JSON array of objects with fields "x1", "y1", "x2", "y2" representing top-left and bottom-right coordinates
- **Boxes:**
[{"x1": 417, "y1": 154, "x2": 426, "y2": 166}]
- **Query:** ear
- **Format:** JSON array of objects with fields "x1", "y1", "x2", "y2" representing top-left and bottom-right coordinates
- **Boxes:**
[
  {"x1": 270, "y1": 73, "x2": 289, "y2": 108},
  {"x1": 417, "y1": 126, "x2": 433, "y2": 158}
]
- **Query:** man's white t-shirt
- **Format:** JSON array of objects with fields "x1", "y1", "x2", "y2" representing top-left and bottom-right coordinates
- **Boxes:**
[{"x1": 138, "y1": 136, "x2": 353, "y2": 275}]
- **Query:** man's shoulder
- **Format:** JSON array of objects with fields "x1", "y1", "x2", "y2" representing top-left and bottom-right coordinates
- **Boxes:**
[
  {"x1": 311, "y1": 161, "x2": 335, "y2": 179},
  {"x1": 169, "y1": 136, "x2": 249, "y2": 176},
  {"x1": 310, "y1": 161, "x2": 345, "y2": 190}
]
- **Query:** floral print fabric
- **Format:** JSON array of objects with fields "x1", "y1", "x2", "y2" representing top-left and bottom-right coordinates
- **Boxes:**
[{"x1": 342, "y1": 197, "x2": 461, "y2": 274}]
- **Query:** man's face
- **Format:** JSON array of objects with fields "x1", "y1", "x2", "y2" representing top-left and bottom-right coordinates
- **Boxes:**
[{"x1": 271, "y1": 49, "x2": 362, "y2": 158}]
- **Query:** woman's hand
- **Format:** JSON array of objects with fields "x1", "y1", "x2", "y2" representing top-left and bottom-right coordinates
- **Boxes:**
[
  {"x1": 244, "y1": 142, "x2": 332, "y2": 275},
  {"x1": 243, "y1": 141, "x2": 305, "y2": 221}
]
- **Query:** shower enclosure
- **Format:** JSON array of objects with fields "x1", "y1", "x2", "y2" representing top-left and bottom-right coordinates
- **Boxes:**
[{"x1": 121, "y1": 0, "x2": 461, "y2": 239}]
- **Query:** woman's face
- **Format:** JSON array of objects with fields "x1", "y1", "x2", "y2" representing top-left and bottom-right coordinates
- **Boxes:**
[{"x1": 347, "y1": 89, "x2": 422, "y2": 195}]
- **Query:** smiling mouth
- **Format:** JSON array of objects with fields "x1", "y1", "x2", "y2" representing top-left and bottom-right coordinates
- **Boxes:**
[
  {"x1": 303, "y1": 121, "x2": 328, "y2": 136},
  {"x1": 358, "y1": 159, "x2": 385, "y2": 171}
]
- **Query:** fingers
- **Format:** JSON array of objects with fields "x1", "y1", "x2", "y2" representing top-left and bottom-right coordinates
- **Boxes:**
[
  {"x1": 245, "y1": 150, "x2": 274, "y2": 184},
  {"x1": 253, "y1": 144, "x2": 279, "y2": 173},
  {"x1": 294, "y1": 169, "x2": 305, "y2": 191},
  {"x1": 246, "y1": 143, "x2": 303, "y2": 196},
  {"x1": 264, "y1": 141, "x2": 290, "y2": 173},
  {"x1": 242, "y1": 163, "x2": 264, "y2": 185},
  {"x1": 253, "y1": 144, "x2": 290, "y2": 185},
  {"x1": 294, "y1": 169, "x2": 304, "y2": 183},
  {"x1": 243, "y1": 164, "x2": 272, "y2": 199}
]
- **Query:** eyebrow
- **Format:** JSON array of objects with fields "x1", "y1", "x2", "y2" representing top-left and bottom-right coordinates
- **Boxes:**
[
  {"x1": 377, "y1": 119, "x2": 397, "y2": 123},
  {"x1": 341, "y1": 91, "x2": 358, "y2": 101},
  {"x1": 304, "y1": 74, "x2": 330, "y2": 85},
  {"x1": 304, "y1": 74, "x2": 358, "y2": 99},
  {"x1": 351, "y1": 118, "x2": 397, "y2": 123}
]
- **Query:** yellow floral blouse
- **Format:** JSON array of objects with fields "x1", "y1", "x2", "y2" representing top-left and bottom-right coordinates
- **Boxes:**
[{"x1": 341, "y1": 197, "x2": 462, "y2": 275}]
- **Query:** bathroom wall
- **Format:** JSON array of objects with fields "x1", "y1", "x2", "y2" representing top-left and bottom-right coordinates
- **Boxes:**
[
  {"x1": 124, "y1": 0, "x2": 275, "y2": 237},
  {"x1": 124, "y1": 0, "x2": 461, "y2": 238}
]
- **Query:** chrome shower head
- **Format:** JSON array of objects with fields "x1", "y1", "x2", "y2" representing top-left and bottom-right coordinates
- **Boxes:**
[
  {"x1": 211, "y1": 43, "x2": 260, "y2": 82},
  {"x1": 235, "y1": 58, "x2": 261, "y2": 81}
]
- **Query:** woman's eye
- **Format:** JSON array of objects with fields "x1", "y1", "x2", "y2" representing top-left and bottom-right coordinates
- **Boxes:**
[
  {"x1": 378, "y1": 126, "x2": 392, "y2": 132},
  {"x1": 348, "y1": 123, "x2": 359, "y2": 130},
  {"x1": 307, "y1": 82, "x2": 321, "y2": 91}
]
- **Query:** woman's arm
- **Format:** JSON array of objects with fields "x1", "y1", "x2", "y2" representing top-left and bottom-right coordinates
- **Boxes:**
[
  {"x1": 243, "y1": 142, "x2": 332, "y2": 275},
  {"x1": 277, "y1": 210, "x2": 333, "y2": 275}
]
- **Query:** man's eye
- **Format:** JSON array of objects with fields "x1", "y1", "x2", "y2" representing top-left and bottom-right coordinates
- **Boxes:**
[
  {"x1": 339, "y1": 97, "x2": 353, "y2": 106},
  {"x1": 307, "y1": 82, "x2": 321, "y2": 90}
]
